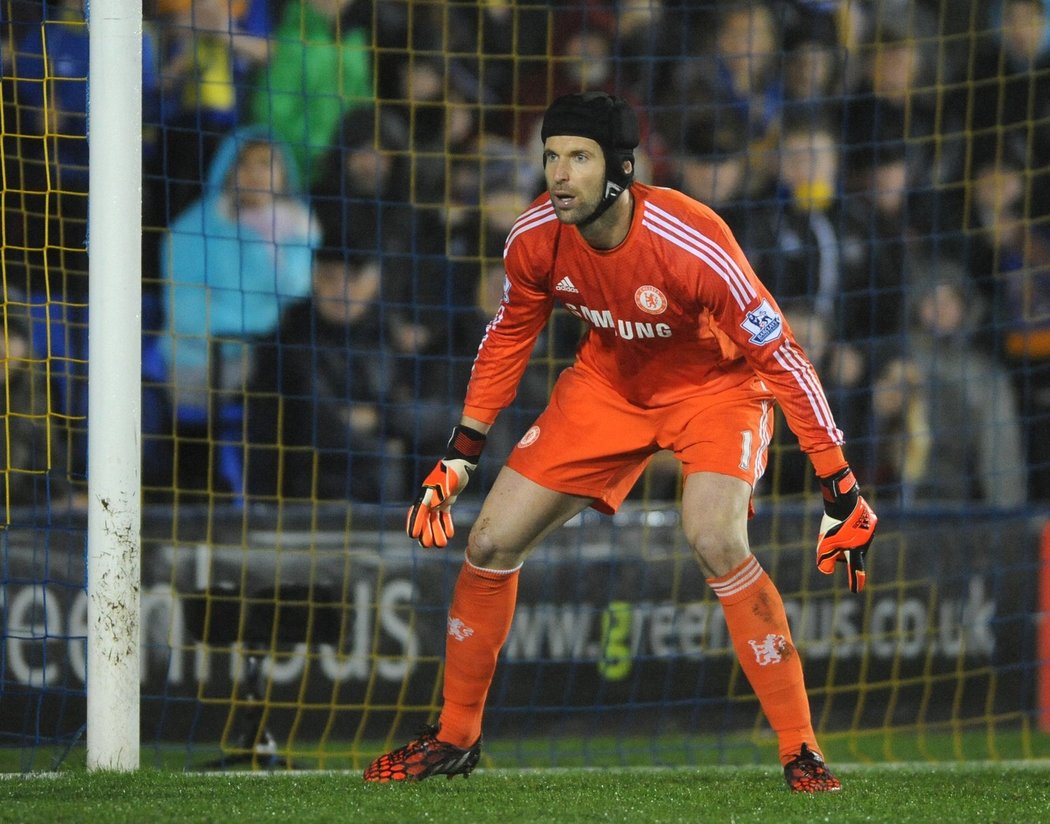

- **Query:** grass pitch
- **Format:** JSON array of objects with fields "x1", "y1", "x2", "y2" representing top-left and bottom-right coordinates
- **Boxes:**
[{"x1": 2, "y1": 762, "x2": 1049, "y2": 823}]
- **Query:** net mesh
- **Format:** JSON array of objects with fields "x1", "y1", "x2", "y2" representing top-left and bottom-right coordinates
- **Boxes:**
[{"x1": 1, "y1": 0, "x2": 1048, "y2": 771}]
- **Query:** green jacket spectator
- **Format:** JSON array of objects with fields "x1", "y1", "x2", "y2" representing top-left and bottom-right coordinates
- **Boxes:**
[{"x1": 250, "y1": 0, "x2": 373, "y2": 184}]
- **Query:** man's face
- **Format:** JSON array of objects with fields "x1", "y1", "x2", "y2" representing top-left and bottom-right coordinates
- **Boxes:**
[
  {"x1": 779, "y1": 131, "x2": 838, "y2": 191},
  {"x1": 313, "y1": 258, "x2": 380, "y2": 326},
  {"x1": 870, "y1": 160, "x2": 908, "y2": 215},
  {"x1": 344, "y1": 146, "x2": 392, "y2": 196},
  {"x1": 1003, "y1": 1, "x2": 1047, "y2": 62},
  {"x1": 717, "y1": 5, "x2": 777, "y2": 86},
  {"x1": 543, "y1": 135, "x2": 607, "y2": 225},
  {"x1": 679, "y1": 155, "x2": 745, "y2": 206}
]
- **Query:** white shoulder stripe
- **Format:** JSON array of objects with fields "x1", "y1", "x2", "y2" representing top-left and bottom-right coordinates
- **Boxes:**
[
  {"x1": 643, "y1": 217, "x2": 752, "y2": 310},
  {"x1": 509, "y1": 199, "x2": 555, "y2": 237},
  {"x1": 505, "y1": 206, "x2": 558, "y2": 253},
  {"x1": 515, "y1": 198, "x2": 556, "y2": 226},
  {"x1": 638, "y1": 202, "x2": 755, "y2": 308},
  {"x1": 644, "y1": 202, "x2": 756, "y2": 303}
]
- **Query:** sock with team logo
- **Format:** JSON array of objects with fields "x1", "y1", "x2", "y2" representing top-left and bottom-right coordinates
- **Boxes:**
[
  {"x1": 707, "y1": 554, "x2": 819, "y2": 766},
  {"x1": 438, "y1": 557, "x2": 521, "y2": 748}
]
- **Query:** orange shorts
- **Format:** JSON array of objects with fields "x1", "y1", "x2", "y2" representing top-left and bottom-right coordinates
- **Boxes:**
[{"x1": 506, "y1": 366, "x2": 776, "y2": 514}]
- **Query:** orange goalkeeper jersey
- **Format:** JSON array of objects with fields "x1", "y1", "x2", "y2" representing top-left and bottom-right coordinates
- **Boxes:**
[{"x1": 463, "y1": 183, "x2": 846, "y2": 471}]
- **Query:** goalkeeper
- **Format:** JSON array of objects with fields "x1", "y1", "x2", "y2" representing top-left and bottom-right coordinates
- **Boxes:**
[{"x1": 364, "y1": 92, "x2": 877, "y2": 792}]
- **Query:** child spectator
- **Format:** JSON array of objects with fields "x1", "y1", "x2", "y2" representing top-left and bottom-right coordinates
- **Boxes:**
[{"x1": 158, "y1": 125, "x2": 319, "y2": 492}]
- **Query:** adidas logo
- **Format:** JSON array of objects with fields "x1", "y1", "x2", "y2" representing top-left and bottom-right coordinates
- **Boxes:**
[{"x1": 555, "y1": 276, "x2": 579, "y2": 293}]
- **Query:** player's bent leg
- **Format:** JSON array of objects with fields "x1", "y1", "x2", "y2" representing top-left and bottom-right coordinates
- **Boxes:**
[
  {"x1": 466, "y1": 466, "x2": 594, "y2": 570},
  {"x1": 365, "y1": 468, "x2": 594, "y2": 783},
  {"x1": 682, "y1": 473, "x2": 839, "y2": 790},
  {"x1": 436, "y1": 468, "x2": 593, "y2": 748},
  {"x1": 680, "y1": 471, "x2": 752, "y2": 577}
]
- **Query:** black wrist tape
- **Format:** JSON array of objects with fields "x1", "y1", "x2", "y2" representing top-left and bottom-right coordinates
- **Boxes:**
[
  {"x1": 820, "y1": 466, "x2": 858, "y2": 519},
  {"x1": 446, "y1": 425, "x2": 487, "y2": 462}
]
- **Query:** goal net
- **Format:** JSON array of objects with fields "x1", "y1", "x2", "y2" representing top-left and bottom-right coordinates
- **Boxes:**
[{"x1": 1, "y1": 0, "x2": 1048, "y2": 771}]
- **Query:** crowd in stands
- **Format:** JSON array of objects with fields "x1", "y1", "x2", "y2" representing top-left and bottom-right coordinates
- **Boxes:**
[{"x1": 2, "y1": 0, "x2": 1049, "y2": 512}]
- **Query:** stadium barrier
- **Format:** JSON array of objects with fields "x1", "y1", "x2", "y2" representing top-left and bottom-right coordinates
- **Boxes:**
[{"x1": 1, "y1": 502, "x2": 1044, "y2": 768}]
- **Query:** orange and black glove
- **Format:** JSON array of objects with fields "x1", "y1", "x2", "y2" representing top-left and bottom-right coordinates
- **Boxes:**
[
  {"x1": 406, "y1": 425, "x2": 487, "y2": 548},
  {"x1": 816, "y1": 466, "x2": 878, "y2": 593}
]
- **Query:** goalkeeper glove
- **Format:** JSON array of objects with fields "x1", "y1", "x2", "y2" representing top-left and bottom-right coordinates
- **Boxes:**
[
  {"x1": 816, "y1": 466, "x2": 878, "y2": 593},
  {"x1": 406, "y1": 424, "x2": 487, "y2": 548}
]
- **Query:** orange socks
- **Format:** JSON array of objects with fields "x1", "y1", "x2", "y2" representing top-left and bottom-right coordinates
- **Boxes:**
[
  {"x1": 708, "y1": 555, "x2": 819, "y2": 766},
  {"x1": 438, "y1": 557, "x2": 521, "y2": 748},
  {"x1": 437, "y1": 553, "x2": 814, "y2": 762}
]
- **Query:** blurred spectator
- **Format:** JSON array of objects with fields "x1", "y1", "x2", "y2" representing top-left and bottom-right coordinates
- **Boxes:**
[
  {"x1": 0, "y1": 311, "x2": 83, "y2": 509},
  {"x1": 515, "y1": 6, "x2": 617, "y2": 142},
  {"x1": 312, "y1": 101, "x2": 459, "y2": 441},
  {"x1": 381, "y1": 56, "x2": 472, "y2": 217},
  {"x1": 838, "y1": 137, "x2": 924, "y2": 356},
  {"x1": 157, "y1": 125, "x2": 320, "y2": 491},
  {"x1": 671, "y1": 111, "x2": 753, "y2": 234},
  {"x1": 869, "y1": 357, "x2": 930, "y2": 502},
  {"x1": 764, "y1": 298, "x2": 869, "y2": 496},
  {"x1": 152, "y1": 0, "x2": 271, "y2": 218},
  {"x1": 249, "y1": 0, "x2": 373, "y2": 186},
  {"x1": 608, "y1": 0, "x2": 668, "y2": 100},
  {"x1": 12, "y1": 0, "x2": 160, "y2": 303},
  {"x1": 744, "y1": 113, "x2": 857, "y2": 330},
  {"x1": 840, "y1": 22, "x2": 955, "y2": 198},
  {"x1": 12, "y1": 0, "x2": 160, "y2": 477},
  {"x1": 870, "y1": 269, "x2": 1028, "y2": 507},
  {"x1": 245, "y1": 244, "x2": 406, "y2": 504},
  {"x1": 951, "y1": 0, "x2": 1050, "y2": 219},
  {"x1": 780, "y1": 5, "x2": 845, "y2": 123},
  {"x1": 436, "y1": 2, "x2": 531, "y2": 137},
  {"x1": 311, "y1": 103, "x2": 414, "y2": 269},
  {"x1": 656, "y1": 1, "x2": 783, "y2": 193},
  {"x1": 967, "y1": 156, "x2": 1050, "y2": 501},
  {"x1": 516, "y1": 7, "x2": 664, "y2": 182}
]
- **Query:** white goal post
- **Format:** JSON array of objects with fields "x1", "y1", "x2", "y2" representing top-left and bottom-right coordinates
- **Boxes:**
[{"x1": 86, "y1": 0, "x2": 143, "y2": 771}]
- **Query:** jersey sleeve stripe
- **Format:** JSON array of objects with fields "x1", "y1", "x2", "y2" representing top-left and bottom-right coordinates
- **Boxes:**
[
  {"x1": 773, "y1": 341, "x2": 844, "y2": 443},
  {"x1": 644, "y1": 203, "x2": 757, "y2": 306},
  {"x1": 774, "y1": 341, "x2": 838, "y2": 435}
]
